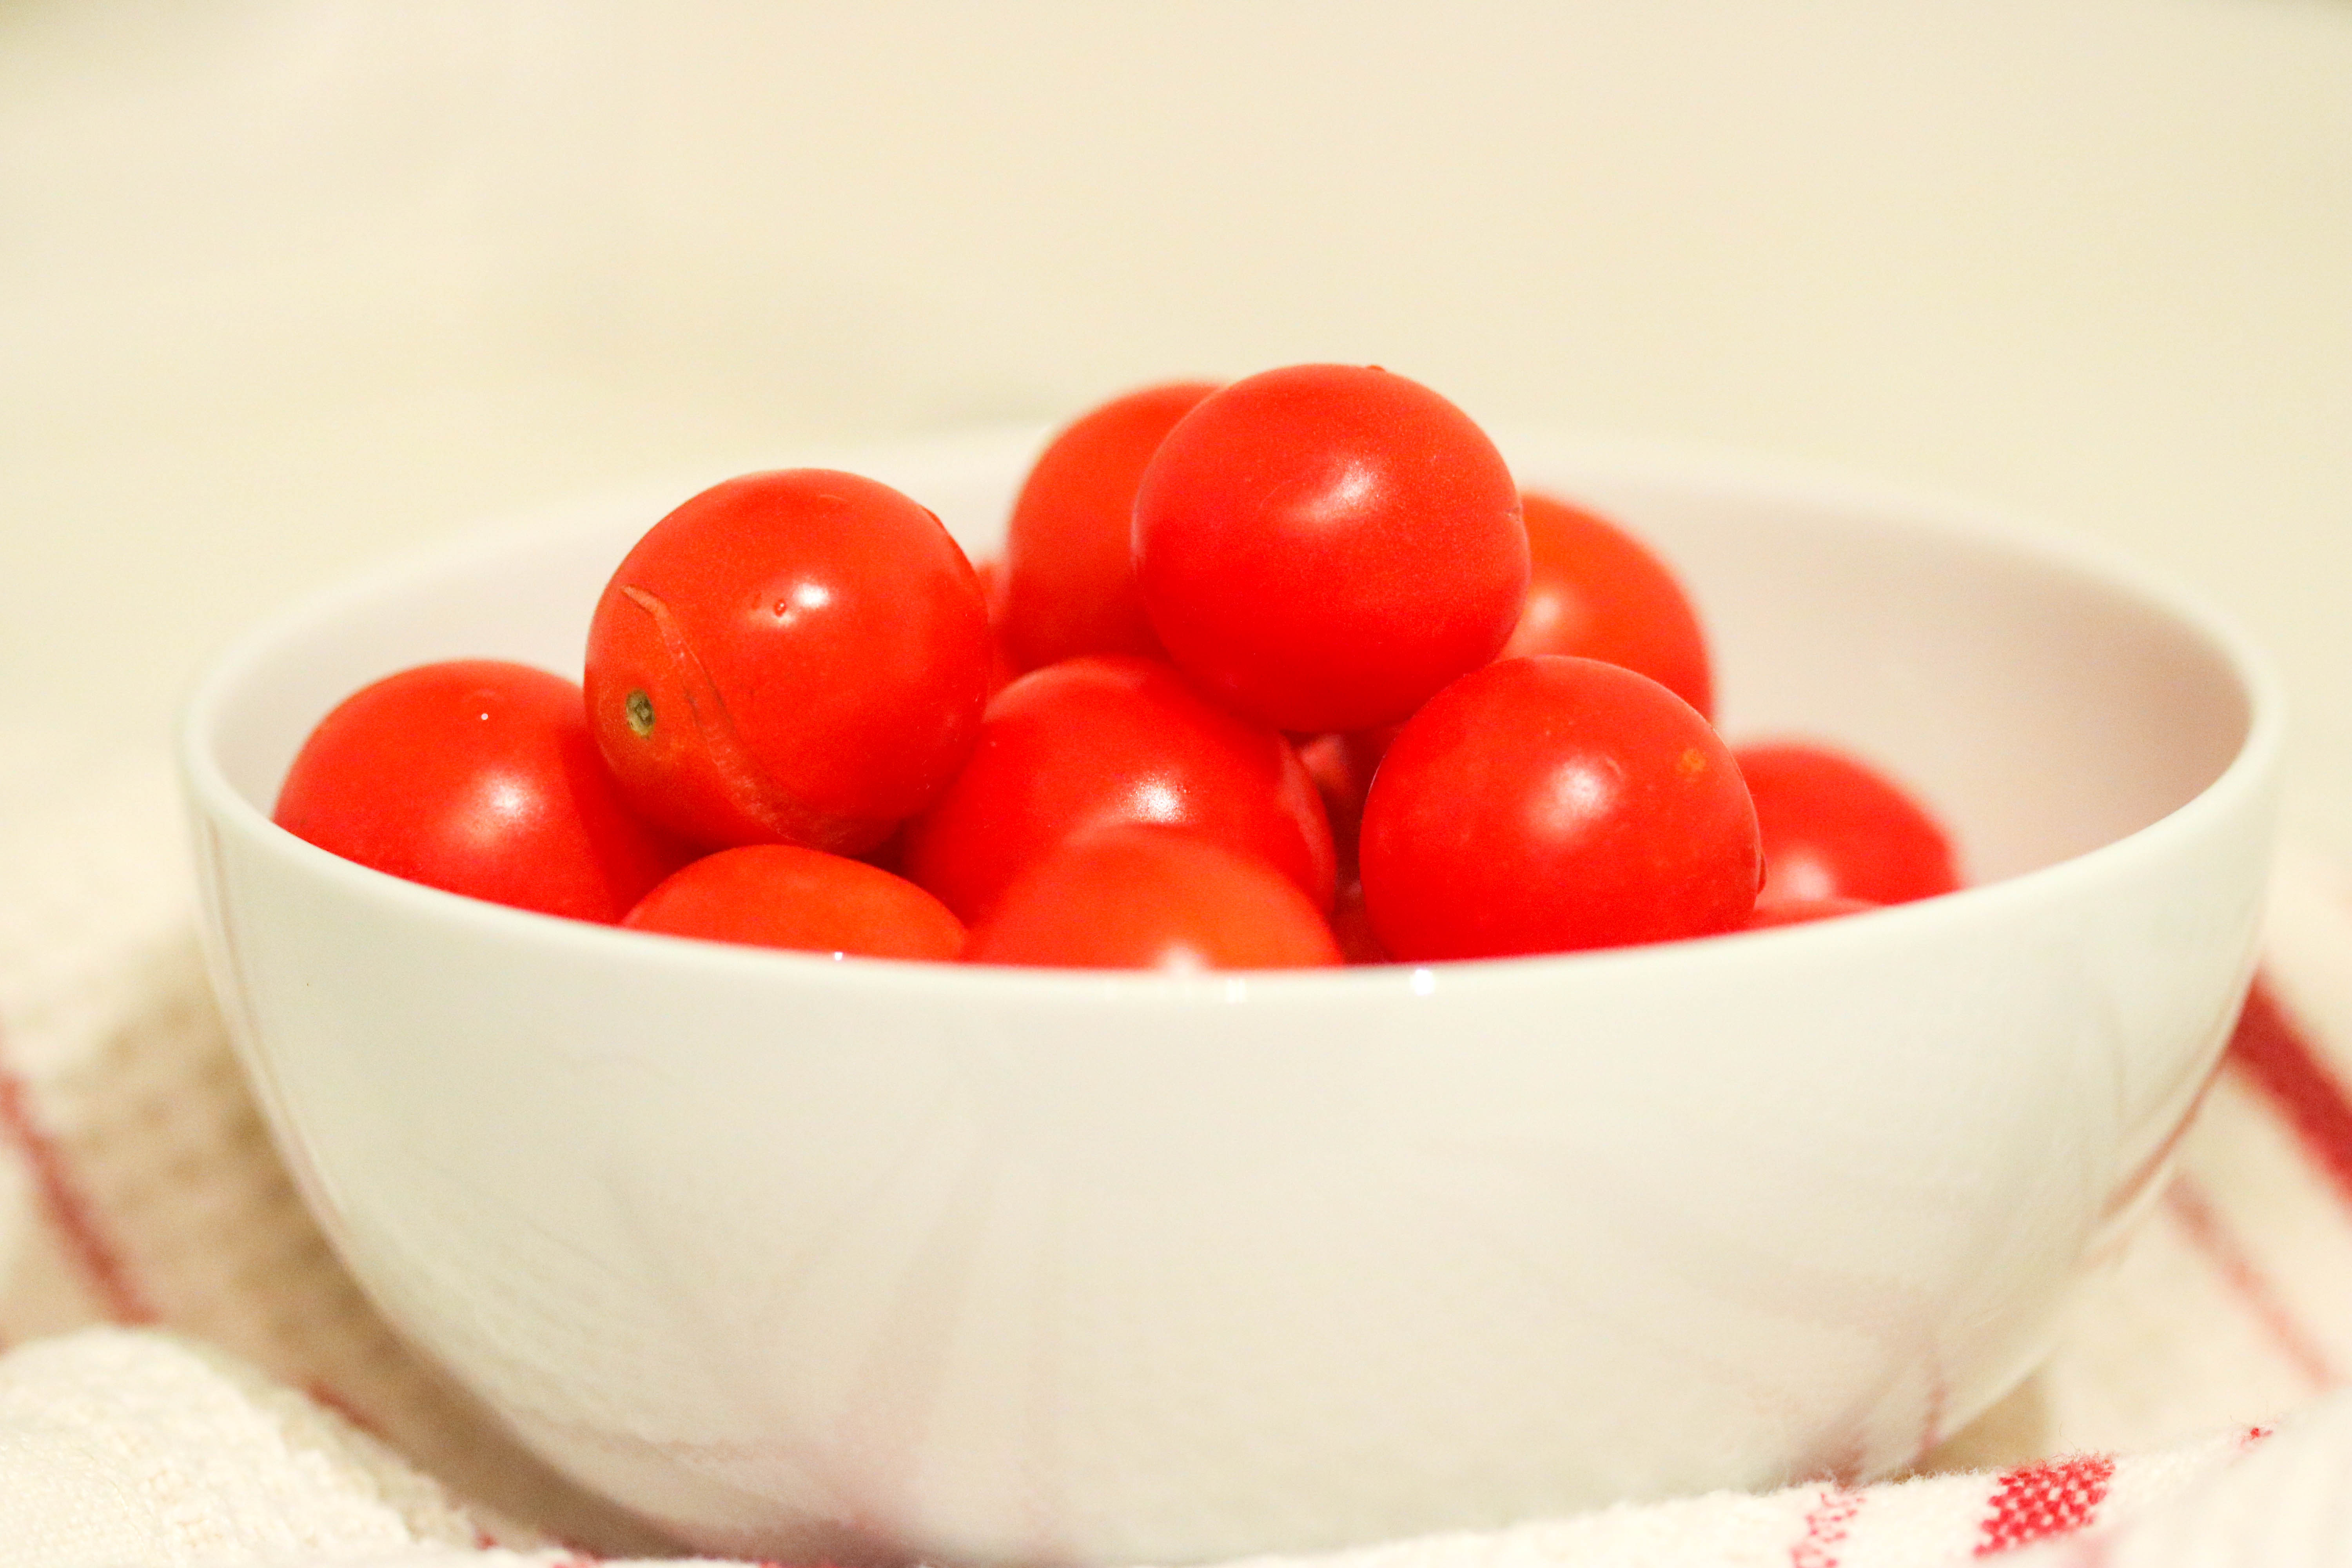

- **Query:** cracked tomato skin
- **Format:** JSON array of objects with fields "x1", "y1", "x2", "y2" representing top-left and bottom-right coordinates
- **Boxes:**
[
  {"x1": 1359, "y1": 655, "x2": 1760, "y2": 960},
  {"x1": 274, "y1": 659, "x2": 689, "y2": 922},
  {"x1": 1133, "y1": 363, "x2": 1528, "y2": 733},
  {"x1": 584, "y1": 470, "x2": 993, "y2": 855}
]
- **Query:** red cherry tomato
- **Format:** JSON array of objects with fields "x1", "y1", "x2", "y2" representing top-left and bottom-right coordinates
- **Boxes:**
[
  {"x1": 964, "y1": 826, "x2": 1340, "y2": 971},
  {"x1": 1503, "y1": 492, "x2": 1715, "y2": 720},
  {"x1": 900, "y1": 654, "x2": 1335, "y2": 925},
  {"x1": 1133, "y1": 364, "x2": 1528, "y2": 733},
  {"x1": 1361, "y1": 656, "x2": 1760, "y2": 960},
  {"x1": 971, "y1": 556, "x2": 1019, "y2": 700},
  {"x1": 583, "y1": 470, "x2": 991, "y2": 855},
  {"x1": 1308, "y1": 726, "x2": 1401, "y2": 844},
  {"x1": 1736, "y1": 742, "x2": 1961, "y2": 906},
  {"x1": 1742, "y1": 895, "x2": 1882, "y2": 930},
  {"x1": 1000, "y1": 380, "x2": 1218, "y2": 672},
  {"x1": 974, "y1": 554, "x2": 1007, "y2": 621},
  {"x1": 274, "y1": 660, "x2": 686, "y2": 922},
  {"x1": 623, "y1": 844, "x2": 965, "y2": 960},
  {"x1": 1294, "y1": 731, "x2": 1372, "y2": 877},
  {"x1": 1239, "y1": 733, "x2": 1401, "y2": 961},
  {"x1": 1328, "y1": 875, "x2": 1389, "y2": 965}
]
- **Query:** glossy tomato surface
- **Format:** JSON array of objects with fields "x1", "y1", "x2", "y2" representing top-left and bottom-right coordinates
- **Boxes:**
[
  {"x1": 1503, "y1": 491, "x2": 1715, "y2": 720},
  {"x1": 1742, "y1": 895, "x2": 1881, "y2": 930},
  {"x1": 1737, "y1": 742, "x2": 1962, "y2": 906},
  {"x1": 274, "y1": 659, "x2": 686, "y2": 922},
  {"x1": 584, "y1": 469, "x2": 991, "y2": 855},
  {"x1": 1295, "y1": 731, "x2": 1373, "y2": 870},
  {"x1": 1000, "y1": 380, "x2": 1216, "y2": 671},
  {"x1": 1361, "y1": 656, "x2": 1760, "y2": 960},
  {"x1": 1133, "y1": 364, "x2": 1528, "y2": 733},
  {"x1": 970, "y1": 557, "x2": 1020, "y2": 700},
  {"x1": 964, "y1": 826, "x2": 1341, "y2": 971},
  {"x1": 900, "y1": 654, "x2": 1335, "y2": 925},
  {"x1": 622, "y1": 844, "x2": 965, "y2": 960},
  {"x1": 1327, "y1": 875, "x2": 1388, "y2": 965}
]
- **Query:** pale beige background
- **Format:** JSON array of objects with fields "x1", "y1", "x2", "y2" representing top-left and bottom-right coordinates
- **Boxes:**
[{"x1": 4, "y1": 0, "x2": 2348, "y2": 851}]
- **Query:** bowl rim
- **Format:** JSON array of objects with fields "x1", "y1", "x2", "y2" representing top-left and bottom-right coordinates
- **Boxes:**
[{"x1": 176, "y1": 428, "x2": 2287, "y2": 1007}]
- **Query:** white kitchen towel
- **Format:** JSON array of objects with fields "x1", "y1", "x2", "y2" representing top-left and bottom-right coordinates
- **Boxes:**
[
  {"x1": 0, "y1": 1330, "x2": 2343, "y2": 1568},
  {"x1": 6, "y1": 742, "x2": 2352, "y2": 1565}
]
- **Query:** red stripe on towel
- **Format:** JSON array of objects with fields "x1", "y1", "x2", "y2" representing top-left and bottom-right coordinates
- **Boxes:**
[
  {"x1": 2225, "y1": 978, "x2": 2352, "y2": 1216},
  {"x1": 303, "y1": 1379, "x2": 385, "y2": 1439},
  {"x1": 2162, "y1": 1178, "x2": 2338, "y2": 1389},
  {"x1": 0, "y1": 1038, "x2": 154, "y2": 1323},
  {"x1": 1975, "y1": 1453, "x2": 2115, "y2": 1555},
  {"x1": 1789, "y1": 1485, "x2": 1863, "y2": 1567}
]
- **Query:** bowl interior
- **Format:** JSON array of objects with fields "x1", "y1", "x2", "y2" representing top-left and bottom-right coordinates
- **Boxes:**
[{"x1": 196, "y1": 433, "x2": 2259, "y2": 894}]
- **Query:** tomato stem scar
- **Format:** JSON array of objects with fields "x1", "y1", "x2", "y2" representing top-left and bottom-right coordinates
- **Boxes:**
[{"x1": 625, "y1": 689, "x2": 655, "y2": 736}]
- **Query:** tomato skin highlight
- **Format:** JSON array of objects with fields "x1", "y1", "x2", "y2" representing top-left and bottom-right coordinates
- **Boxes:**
[
  {"x1": 964, "y1": 826, "x2": 1341, "y2": 971},
  {"x1": 1360, "y1": 656, "x2": 1760, "y2": 960},
  {"x1": 1000, "y1": 380, "x2": 1217, "y2": 672},
  {"x1": 623, "y1": 844, "x2": 966, "y2": 960},
  {"x1": 900, "y1": 654, "x2": 1336, "y2": 926},
  {"x1": 1504, "y1": 492, "x2": 1715, "y2": 721},
  {"x1": 583, "y1": 469, "x2": 991, "y2": 856},
  {"x1": 1133, "y1": 364, "x2": 1529, "y2": 733},
  {"x1": 274, "y1": 659, "x2": 687, "y2": 922},
  {"x1": 1736, "y1": 743, "x2": 1961, "y2": 906}
]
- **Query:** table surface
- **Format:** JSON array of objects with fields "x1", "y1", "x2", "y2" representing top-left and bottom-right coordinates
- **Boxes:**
[{"x1": 4, "y1": 0, "x2": 2347, "y2": 857}]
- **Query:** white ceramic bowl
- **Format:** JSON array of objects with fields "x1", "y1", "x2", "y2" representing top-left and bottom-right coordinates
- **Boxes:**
[{"x1": 180, "y1": 432, "x2": 2281, "y2": 1566}]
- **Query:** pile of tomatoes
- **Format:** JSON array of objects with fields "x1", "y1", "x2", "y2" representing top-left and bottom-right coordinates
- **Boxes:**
[{"x1": 274, "y1": 364, "x2": 1959, "y2": 970}]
